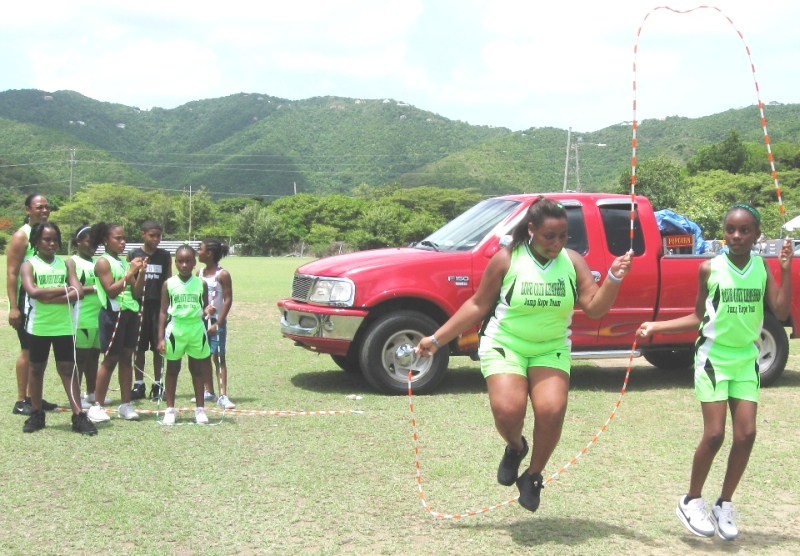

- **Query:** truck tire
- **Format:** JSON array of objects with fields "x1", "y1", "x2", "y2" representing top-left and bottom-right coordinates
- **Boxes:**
[
  {"x1": 331, "y1": 354, "x2": 361, "y2": 374},
  {"x1": 756, "y1": 313, "x2": 789, "y2": 387},
  {"x1": 642, "y1": 348, "x2": 694, "y2": 370},
  {"x1": 358, "y1": 311, "x2": 449, "y2": 395}
]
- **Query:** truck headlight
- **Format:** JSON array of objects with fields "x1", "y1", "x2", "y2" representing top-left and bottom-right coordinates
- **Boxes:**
[{"x1": 308, "y1": 278, "x2": 355, "y2": 307}]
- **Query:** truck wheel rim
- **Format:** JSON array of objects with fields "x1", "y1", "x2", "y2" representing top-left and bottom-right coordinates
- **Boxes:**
[
  {"x1": 380, "y1": 329, "x2": 432, "y2": 384},
  {"x1": 756, "y1": 329, "x2": 776, "y2": 375}
]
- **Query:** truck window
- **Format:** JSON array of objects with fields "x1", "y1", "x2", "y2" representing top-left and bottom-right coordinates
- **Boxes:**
[
  {"x1": 419, "y1": 199, "x2": 521, "y2": 252},
  {"x1": 599, "y1": 205, "x2": 645, "y2": 256},
  {"x1": 566, "y1": 206, "x2": 588, "y2": 255}
]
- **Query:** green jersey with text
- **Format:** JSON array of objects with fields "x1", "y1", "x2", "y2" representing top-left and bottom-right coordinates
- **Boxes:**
[
  {"x1": 699, "y1": 253, "x2": 767, "y2": 348},
  {"x1": 95, "y1": 253, "x2": 139, "y2": 312},
  {"x1": 481, "y1": 245, "x2": 577, "y2": 355},
  {"x1": 72, "y1": 255, "x2": 100, "y2": 329},
  {"x1": 25, "y1": 255, "x2": 74, "y2": 336},
  {"x1": 166, "y1": 275, "x2": 205, "y2": 322}
]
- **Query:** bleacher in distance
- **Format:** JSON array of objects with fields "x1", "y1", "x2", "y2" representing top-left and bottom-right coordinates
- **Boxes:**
[{"x1": 95, "y1": 240, "x2": 202, "y2": 256}]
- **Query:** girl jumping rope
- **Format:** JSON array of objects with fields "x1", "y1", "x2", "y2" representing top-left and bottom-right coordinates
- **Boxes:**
[
  {"x1": 197, "y1": 238, "x2": 235, "y2": 410},
  {"x1": 20, "y1": 222, "x2": 95, "y2": 435},
  {"x1": 158, "y1": 244, "x2": 215, "y2": 425},
  {"x1": 86, "y1": 222, "x2": 147, "y2": 424},
  {"x1": 638, "y1": 204, "x2": 792, "y2": 540}
]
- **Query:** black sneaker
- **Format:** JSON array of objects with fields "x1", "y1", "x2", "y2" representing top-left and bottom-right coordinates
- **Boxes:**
[
  {"x1": 25, "y1": 397, "x2": 58, "y2": 411},
  {"x1": 13, "y1": 400, "x2": 33, "y2": 416},
  {"x1": 497, "y1": 436, "x2": 529, "y2": 486},
  {"x1": 71, "y1": 412, "x2": 98, "y2": 436},
  {"x1": 149, "y1": 382, "x2": 163, "y2": 401},
  {"x1": 23, "y1": 410, "x2": 46, "y2": 433},
  {"x1": 131, "y1": 383, "x2": 146, "y2": 400},
  {"x1": 516, "y1": 471, "x2": 545, "y2": 512}
]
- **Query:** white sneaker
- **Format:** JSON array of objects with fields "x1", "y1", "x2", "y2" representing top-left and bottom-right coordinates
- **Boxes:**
[
  {"x1": 86, "y1": 393, "x2": 112, "y2": 405},
  {"x1": 711, "y1": 501, "x2": 739, "y2": 540},
  {"x1": 676, "y1": 496, "x2": 715, "y2": 537},
  {"x1": 118, "y1": 403, "x2": 140, "y2": 421},
  {"x1": 203, "y1": 391, "x2": 216, "y2": 402},
  {"x1": 162, "y1": 407, "x2": 177, "y2": 426},
  {"x1": 217, "y1": 395, "x2": 236, "y2": 410},
  {"x1": 87, "y1": 405, "x2": 110, "y2": 423},
  {"x1": 81, "y1": 399, "x2": 91, "y2": 410},
  {"x1": 195, "y1": 407, "x2": 209, "y2": 425}
]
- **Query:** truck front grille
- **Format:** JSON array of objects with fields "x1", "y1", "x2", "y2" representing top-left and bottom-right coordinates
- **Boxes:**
[{"x1": 291, "y1": 274, "x2": 314, "y2": 301}]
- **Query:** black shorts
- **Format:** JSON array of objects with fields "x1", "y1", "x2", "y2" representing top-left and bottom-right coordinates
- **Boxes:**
[
  {"x1": 29, "y1": 335, "x2": 75, "y2": 364},
  {"x1": 17, "y1": 326, "x2": 31, "y2": 350},
  {"x1": 99, "y1": 308, "x2": 139, "y2": 356},
  {"x1": 137, "y1": 300, "x2": 162, "y2": 352}
]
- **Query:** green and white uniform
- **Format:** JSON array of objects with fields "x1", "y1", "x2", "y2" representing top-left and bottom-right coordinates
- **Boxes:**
[
  {"x1": 479, "y1": 245, "x2": 577, "y2": 377},
  {"x1": 25, "y1": 255, "x2": 75, "y2": 337},
  {"x1": 163, "y1": 275, "x2": 210, "y2": 361},
  {"x1": 95, "y1": 253, "x2": 139, "y2": 312},
  {"x1": 695, "y1": 253, "x2": 766, "y2": 403},
  {"x1": 72, "y1": 255, "x2": 101, "y2": 349},
  {"x1": 9, "y1": 224, "x2": 34, "y2": 314}
]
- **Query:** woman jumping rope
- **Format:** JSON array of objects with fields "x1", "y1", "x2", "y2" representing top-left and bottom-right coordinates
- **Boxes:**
[
  {"x1": 417, "y1": 197, "x2": 632, "y2": 512},
  {"x1": 638, "y1": 204, "x2": 792, "y2": 540}
]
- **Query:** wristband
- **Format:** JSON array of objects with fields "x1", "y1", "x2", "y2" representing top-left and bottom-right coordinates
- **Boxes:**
[
  {"x1": 607, "y1": 269, "x2": 623, "y2": 284},
  {"x1": 430, "y1": 335, "x2": 442, "y2": 349}
]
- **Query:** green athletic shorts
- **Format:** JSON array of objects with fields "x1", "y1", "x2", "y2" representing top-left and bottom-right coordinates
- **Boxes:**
[
  {"x1": 75, "y1": 328, "x2": 100, "y2": 350},
  {"x1": 478, "y1": 336, "x2": 571, "y2": 378},
  {"x1": 695, "y1": 341, "x2": 760, "y2": 403},
  {"x1": 164, "y1": 321, "x2": 211, "y2": 361}
]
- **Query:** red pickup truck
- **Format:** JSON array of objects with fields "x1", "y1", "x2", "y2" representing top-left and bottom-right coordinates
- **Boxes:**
[{"x1": 278, "y1": 193, "x2": 799, "y2": 394}]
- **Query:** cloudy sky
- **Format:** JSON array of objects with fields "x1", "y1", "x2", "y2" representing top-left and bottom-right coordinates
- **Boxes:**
[{"x1": 1, "y1": 0, "x2": 798, "y2": 132}]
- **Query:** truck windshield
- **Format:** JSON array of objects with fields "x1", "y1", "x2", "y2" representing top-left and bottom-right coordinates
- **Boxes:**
[{"x1": 417, "y1": 198, "x2": 522, "y2": 252}]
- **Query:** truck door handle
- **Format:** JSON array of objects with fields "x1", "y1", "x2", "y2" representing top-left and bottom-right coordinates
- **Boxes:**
[{"x1": 591, "y1": 270, "x2": 601, "y2": 283}]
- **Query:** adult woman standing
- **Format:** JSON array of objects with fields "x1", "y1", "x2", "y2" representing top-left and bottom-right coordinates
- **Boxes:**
[
  {"x1": 5, "y1": 193, "x2": 58, "y2": 415},
  {"x1": 416, "y1": 197, "x2": 632, "y2": 512}
]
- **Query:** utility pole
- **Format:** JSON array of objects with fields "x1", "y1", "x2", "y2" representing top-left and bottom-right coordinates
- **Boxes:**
[
  {"x1": 562, "y1": 128, "x2": 571, "y2": 192},
  {"x1": 293, "y1": 181, "x2": 297, "y2": 195},
  {"x1": 189, "y1": 185, "x2": 193, "y2": 239},
  {"x1": 69, "y1": 148, "x2": 75, "y2": 201}
]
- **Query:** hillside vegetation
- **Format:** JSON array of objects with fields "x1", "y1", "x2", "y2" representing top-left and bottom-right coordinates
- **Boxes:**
[{"x1": 1, "y1": 89, "x2": 799, "y2": 199}]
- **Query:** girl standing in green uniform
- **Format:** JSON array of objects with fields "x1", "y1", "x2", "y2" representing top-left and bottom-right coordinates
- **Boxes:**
[
  {"x1": 157, "y1": 245, "x2": 214, "y2": 425},
  {"x1": 71, "y1": 225, "x2": 104, "y2": 408},
  {"x1": 417, "y1": 197, "x2": 632, "y2": 512},
  {"x1": 638, "y1": 204, "x2": 792, "y2": 541},
  {"x1": 20, "y1": 222, "x2": 95, "y2": 435},
  {"x1": 86, "y1": 222, "x2": 147, "y2": 424}
]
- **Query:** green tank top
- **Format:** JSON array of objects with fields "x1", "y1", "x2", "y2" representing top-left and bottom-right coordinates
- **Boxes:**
[
  {"x1": 22, "y1": 224, "x2": 34, "y2": 260},
  {"x1": 701, "y1": 253, "x2": 767, "y2": 348},
  {"x1": 481, "y1": 245, "x2": 577, "y2": 354},
  {"x1": 166, "y1": 275, "x2": 205, "y2": 322},
  {"x1": 72, "y1": 255, "x2": 101, "y2": 329},
  {"x1": 95, "y1": 253, "x2": 139, "y2": 312},
  {"x1": 25, "y1": 255, "x2": 74, "y2": 336}
]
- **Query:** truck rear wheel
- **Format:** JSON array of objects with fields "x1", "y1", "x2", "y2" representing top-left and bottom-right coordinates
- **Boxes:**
[
  {"x1": 642, "y1": 348, "x2": 694, "y2": 370},
  {"x1": 757, "y1": 313, "x2": 789, "y2": 387},
  {"x1": 359, "y1": 311, "x2": 449, "y2": 395}
]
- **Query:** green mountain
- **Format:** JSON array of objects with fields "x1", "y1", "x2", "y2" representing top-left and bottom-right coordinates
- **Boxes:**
[{"x1": 0, "y1": 88, "x2": 798, "y2": 198}]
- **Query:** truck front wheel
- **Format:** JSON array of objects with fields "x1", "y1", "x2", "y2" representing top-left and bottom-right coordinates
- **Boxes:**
[
  {"x1": 359, "y1": 311, "x2": 449, "y2": 395},
  {"x1": 756, "y1": 313, "x2": 789, "y2": 387}
]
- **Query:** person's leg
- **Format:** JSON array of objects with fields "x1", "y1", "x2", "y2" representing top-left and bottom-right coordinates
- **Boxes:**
[
  {"x1": 27, "y1": 360, "x2": 47, "y2": 411},
  {"x1": 85, "y1": 348, "x2": 100, "y2": 395},
  {"x1": 16, "y1": 349, "x2": 29, "y2": 402},
  {"x1": 486, "y1": 373, "x2": 529, "y2": 451},
  {"x1": 526, "y1": 367, "x2": 570, "y2": 474},
  {"x1": 152, "y1": 350, "x2": 163, "y2": 383},
  {"x1": 720, "y1": 398, "x2": 757, "y2": 500},
  {"x1": 133, "y1": 351, "x2": 146, "y2": 382},
  {"x1": 54, "y1": 360, "x2": 82, "y2": 414},
  {"x1": 189, "y1": 357, "x2": 209, "y2": 407},
  {"x1": 688, "y1": 401, "x2": 728, "y2": 497},
  {"x1": 94, "y1": 354, "x2": 120, "y2": 405},
  {"x1": 165, "y1": 360, "x2": 181, "y2": 408},
  {"x1": 203, "y1": 357, "x2": 216, "y2": 397},
  {"x1": 117, "y1": 348, "x2": 135, "y2": 404}
]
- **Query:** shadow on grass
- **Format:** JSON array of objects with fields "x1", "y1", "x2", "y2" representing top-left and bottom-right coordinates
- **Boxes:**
[{"x1": 452, "y1": 516, "x2": 656, "y2": 549}]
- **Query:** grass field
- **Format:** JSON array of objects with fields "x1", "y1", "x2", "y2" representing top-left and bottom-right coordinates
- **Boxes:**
[{"x1": 1, "y1": 256, "x2": 799, "y2": 556}]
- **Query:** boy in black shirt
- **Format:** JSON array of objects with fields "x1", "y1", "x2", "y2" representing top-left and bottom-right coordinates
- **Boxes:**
[{"x1": 128, "y1": 220, "x2": 171, "y2": 400}]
